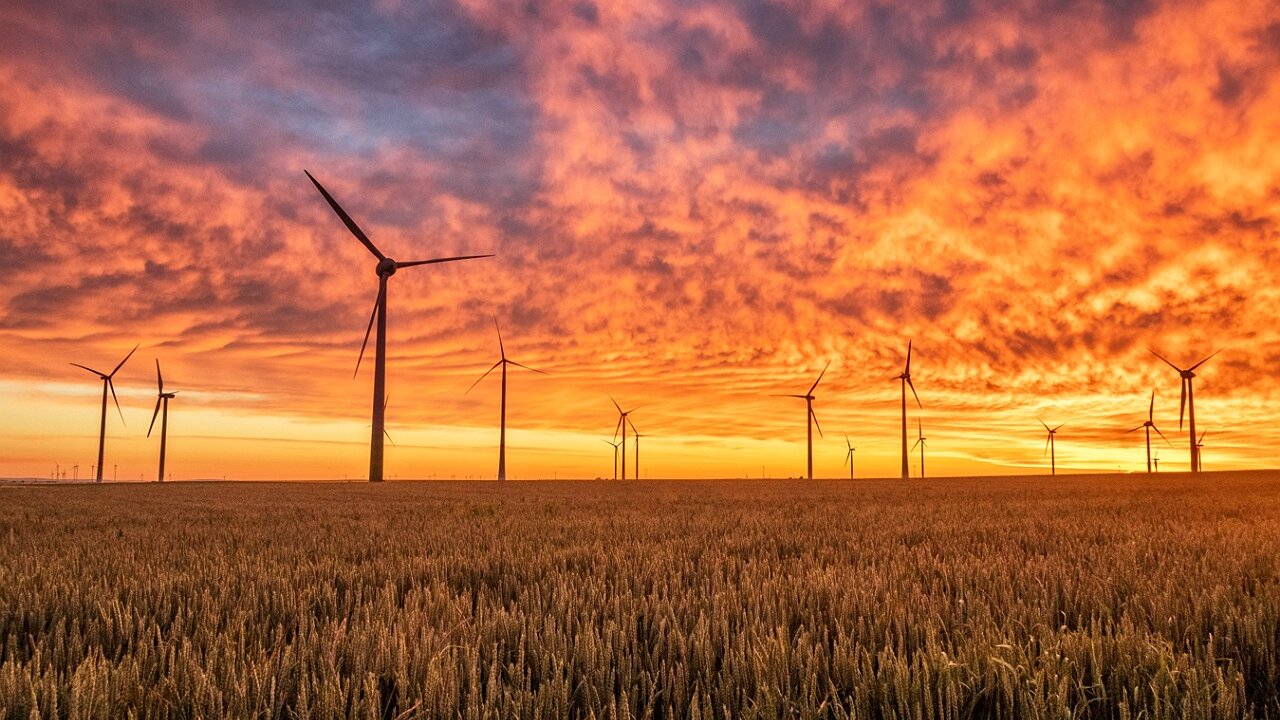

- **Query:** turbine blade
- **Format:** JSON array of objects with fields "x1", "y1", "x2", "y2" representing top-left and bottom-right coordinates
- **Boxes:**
[
  {"x1": 1198, "y1": 429, "x2": 1207, "y2": 443},
  {"x1": 906, "y1": 377, "x2": 922, "y2": 408},
  {"x1": 155, "y1": 358, "x2": 164, "y2": 394},
  {"x1": 610, "y1": 396, "x2": 622, "y2": 413},
  {"x1": 1153, "y1": 425, "x2": 1173, "y2": 446},
  {"x1": 354, "y1": 285, "x2": 383, "y2": 378},
  {"x1": 108, "y1": 379, "x2": 125, "y2": 426},
  {"x1": 147, "y1": 397, "x2": 162, "y2": 437},
  {"x1": 70, "y1": 362, "x2": 104, "y2": 377},
  {"x1": 493, "y1": 316, "x2": 505, "y2": 359},
  {"x1": 110, "y1": 344, "x2": 139, "y2": 378},
  {"x1": 465, "y1": 360, "x2": 503, "y2": 395},
  {"x1": 304, "y1": 170, "x2": 384, "y2": 260},
  {"x1": 507, "y1": 360, "x2": 546, "y2": 374},
  {"x1": 808, "y1": 360, "x2": 831, "y2": 395},
  {"x1": 613, "y1": 416, "x2": 623, "y2": 441},
  {"x1": 1179, "y1": 378, "x2": 1187, "y2": 430},
  {"x1": 1189, "y1": 347, "x2": 1224, "y2": 371},
  {"x1": 395, "y1": 254, "x2": 494, "y2": 268},
  {"x1": 383, "y1": 429, "x2": 396, "y2": 447},
  {"x1": 628, "y1": 417, "x2": 638, "y2": 435},
  {"x1": 1124, "y1": 425, "x2": 1144, "y2": 434},
  {"x1": 1039, "y1": 418, "x2": 1050, "y2": 432},
  {"x1": 1053, "y1": 424, "x2": 1064, "y2": 432},
  {"x1": 1044, "y1": 433, "x2": 1051, "y2": 456},
  {"x1": 810, "y1": 407, "x2": 823, "y2": 438},
  {"x1": 845, "y1": 434, "x2": 852, "y2": 450},
  {"x1": 771, "y1": 394, "x2": 808, "y2": 399},
  {"x1": 912, "y1": 438, "x2": 921, "y2": 450},
  {"x1": 1148, "y1": 390, "x2": 1155, "y2": 422},
  {"x1": 905, "y1": 340, "x2": 913, "y2": 375},
  {"x1": 1148, "y1": 348, "x2": 1184, "y2": 373}
]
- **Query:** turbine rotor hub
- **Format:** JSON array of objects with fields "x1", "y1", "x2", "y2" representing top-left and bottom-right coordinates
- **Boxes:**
[{"x1": 377, "y1": 258, "x2": 397, "y2": 277}]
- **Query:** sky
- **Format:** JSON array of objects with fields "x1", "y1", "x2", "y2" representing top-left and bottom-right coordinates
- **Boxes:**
[{"x1": 0, "y1": 0, "x2": 1277, "y2": 481}]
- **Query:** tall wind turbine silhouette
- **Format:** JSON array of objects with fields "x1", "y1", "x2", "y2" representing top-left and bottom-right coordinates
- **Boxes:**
[
  {"x1": 604, "y1": 440, "x2": 620, "y2": 480},
  {"x1": 147, "y1": 360, "x2": 177, "y2": 483},
  {"x1": 912, "y1": 419, "x2": 927, "y2": 479},
  {"x1": 1039, "y1": 419, "x2": 1063, "y2": 476},
  {"x1": 611, "y1": 399, "x2": 638, "y2": 481},
  {"x1": 467, "y1": 318, "x2": 545, "y2": 481},
  {"x1": 843, "y1": 436, "x2": 856, "y2": 480},
  {"x1": 896, "y1": 342, "x2": 922, "y2": 480},
  {"x1": 70, "y1": 345, "x2": 137, "y2": 483},
  {"x1": 1149, "y1": 347, "x2": 1221, "y2": 473},
  {"x1": 1195, "y1": 430, "x2": 1207, "y2": 470},
  {"x1": 773, "y1": 361, "x2": 829, "y2": 480},
  {"x1": 306, "y1": 171, "x2": 492, "y2": 482},
  {"x1": 1125, "y1": 391, "x2": 1171, "y2": 473}
]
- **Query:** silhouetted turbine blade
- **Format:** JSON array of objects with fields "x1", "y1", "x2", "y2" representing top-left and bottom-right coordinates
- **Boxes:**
[
  {"x1": 1189, "y1": 348, "x2": 1224, "y2": 371},
  {"x1": 1198, "y1": 429, "x2": 1208, "y2": 443},
  {"x1": 610, "y1": 396, "x2": 623, "y2": 414},
  {"x1": 845, "y1": 434, "x2": 852, "y2": 450},
  {"x1": 1053, "y1": 424, "x2": 1064, "y2": 432},
  {"x1": 1148, "y1": 348, "x2": 1184, "y2": 373},
  {"x1": 110, "y1": 345, "x2": 139, "y2": 378},
  {"x1": 1153, "y1": 425, "x2": 1173, "y2": 446},
  {"x1": 1124, "y1": 425, "x2": 1144, "y2": 434},
  {"x1": 395, "y1": 255, "x2": 494, "y2": 268},
  {"x1": 1148, "y1": 390, "x2": 1155, "y2": 422},
  {"x1": 1178, "y1": 378, "x2": 1187, "y2": 430},
  {"x1": 148, "y1": 397, "x2": 162, "y2": 437},
  {"x1": 810, "y1": 407, "x2": 823, "y2": 438},
  {"x1": 383, "y1": 429, "x2": 396, "y2": 447},
  {"x1": 155, "y1": 359, "x2": 164, "y2": 394},
  {"x1": 493, "y1": 317, "x2": 505, "y2": 360},
  {"x1": 305, "y1": 171, "x2": 385, "y2": 260},
  {"x1": 912, "y1": 438, "x2": 922, "y2": 451},
  {"x1": 108, "y1": 379, "x2": 125, "y2": 426},
  {"x1": 1044, "y1": 433, "x2": 1051, "y2": 456},
  {"x1": 906, "y1": 377, "x2": 922, "y2": 408},
  {"x1": 772, "y1": 394, "x2": 808, "y2": 399},
  {"x1": 466, "y1": 360, "x2": 503, "y2": 395},
  {"x1": 613, "y1": 415, "x2": 623, "y2": 441},
  {"x1": 808, "y1": 360, "x2": 831, "y2": 395},
  {"x1": 628, "y1": 417, "x2": 638, "y2": 435},
  {"x1": 354, "y1": 285, "x2": 384, "y2": 378},
  {"x1": 1039, "y1": 418, "x2": 1051, "y2": 432},
  {"x1": 70, "y1": 362, "x2": 105, "y2": 378},
  {"x1": 905, "y1": 340, "x2": 913, "y2": 375},
  {"x1": 508, "y1": 360, "x2": 546, "y2": 374}
]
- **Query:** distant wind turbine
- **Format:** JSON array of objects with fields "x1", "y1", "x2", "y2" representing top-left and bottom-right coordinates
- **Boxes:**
[
  {"x1": 1039, "y1": 419, "x2": 1063, "y2": 476},
  {"x1": 611, "y1": 399, "x2": 638, "y2": 481},
  {"x1": 1154, "y1": 449, "x2": 1161, "y2": 473},
  {"x1": 1149, "y1": 347, "x2": 1222, "y2": 473},
  {"x1": 147, "y1": 360, "x2": 177, "y2": 483},
  {"x1": 773, "y1": 361, "x2": 829, "y2": 480},
  {"x1": 1195, "y1": 430, "x2": 1207, "y2": 470},
  {"x1": 843, "y1": 436, "x2": 856, "y2": 480},
  {"x1": 306, "y1": 171, "x2": 493, "y2": 482},
  {"x1": 70, "y1": 345, "x2": 137, "y2": 483},
  {"x1": 896, "y1": 342, "x2": 922, "y2": 480},
  {"x1": 467, "y1": 318, "x2": 545, "y2": 481},
  {"x1": 912, "y1": 419, "x2": 927, "y2": 479},
  {"x1": 632, "y1": 431, "x2": 647, "y2": 480},
  {"x1": 604, "y1": 439, "x2": 620, "y2": 480},
  {"x1": 1125, "y1": 391, "x2": 1171, "y2": 473}
]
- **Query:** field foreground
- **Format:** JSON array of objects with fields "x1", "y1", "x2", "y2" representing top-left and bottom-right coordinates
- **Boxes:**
[{"x1": 3, "y1": 474, "x2": 1280, "y2": 718}]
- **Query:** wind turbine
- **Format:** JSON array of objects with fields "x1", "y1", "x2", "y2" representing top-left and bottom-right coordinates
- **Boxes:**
[
  {"x1": 843, "y1": 436, "x2": 856, "y2": 480},
  {"x1": 632, "y1": 431, "x2": 647, "y2": 480},
  {"x1": 1149, "y1": 347, "x2": 1222, "y2": 473},
  {"x1": 1195, "y1": 430, "x2": 1207, "y2": 470},
  {"x1": 70, "y1": 345, "x2": 138, "y2": 483},
  {"x1": 911, "y1": 419, "x2": 927, "y2": 478},
  {"x1": 147, "y1": 360, "x2": 177, "y2": 483},
  {"x1": 1154, "y1": 449, "x2": 1161, "y2": 473},
  {"x1": 611, "y1": 399, "x2": 638, "y2": 481},
  {"x1": 772, "y1": 362, "x2": 829, "y2": 480},
  {"x1": 1125, "y1": 391, "x2": 1171, "y2": 473},
  {"x1": 1039, "y1": 419, "x2": 1063, "y2": 476},
  {"x1": 604, "y1": 440, "x2": 620, "y2": 480},
  {"x1": 306, "y1": 171, "x2": 492, "y2": 482},
  {"x1": 467, "y1": 318, "x2": 545, "y2": 481},
  {"x1": 896, "y1": 342, "x2": 922, "y2": 480}
]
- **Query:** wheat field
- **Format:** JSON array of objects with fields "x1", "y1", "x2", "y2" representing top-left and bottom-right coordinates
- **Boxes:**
[{"x1": 2, "y1": 473, "x2": 1279, "y2": 718}]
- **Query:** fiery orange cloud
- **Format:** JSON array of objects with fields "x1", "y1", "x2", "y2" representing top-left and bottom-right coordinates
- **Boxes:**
[{"x1": 0, "y1": 0, "x2": 1277, "y2": 480}]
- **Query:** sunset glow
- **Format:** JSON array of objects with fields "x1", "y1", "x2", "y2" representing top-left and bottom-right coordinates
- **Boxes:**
[{"x1": 1, "y1": 0, "x2": 1277, "y2": 479}]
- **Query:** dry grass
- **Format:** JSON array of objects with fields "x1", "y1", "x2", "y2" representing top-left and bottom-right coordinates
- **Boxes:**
[{"x1": 2, "y1": 472, "x2": 1279, "y2": 718}]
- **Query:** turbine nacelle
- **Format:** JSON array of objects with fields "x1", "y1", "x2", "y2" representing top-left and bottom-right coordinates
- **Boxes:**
[{"x1": 377, "y1": 258, "x2": 398, "y2": 277}]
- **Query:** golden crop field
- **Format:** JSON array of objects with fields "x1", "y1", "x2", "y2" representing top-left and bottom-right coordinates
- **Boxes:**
[{"x1": 2, "y1": 473, "x2": 1279, "y2": 719}]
